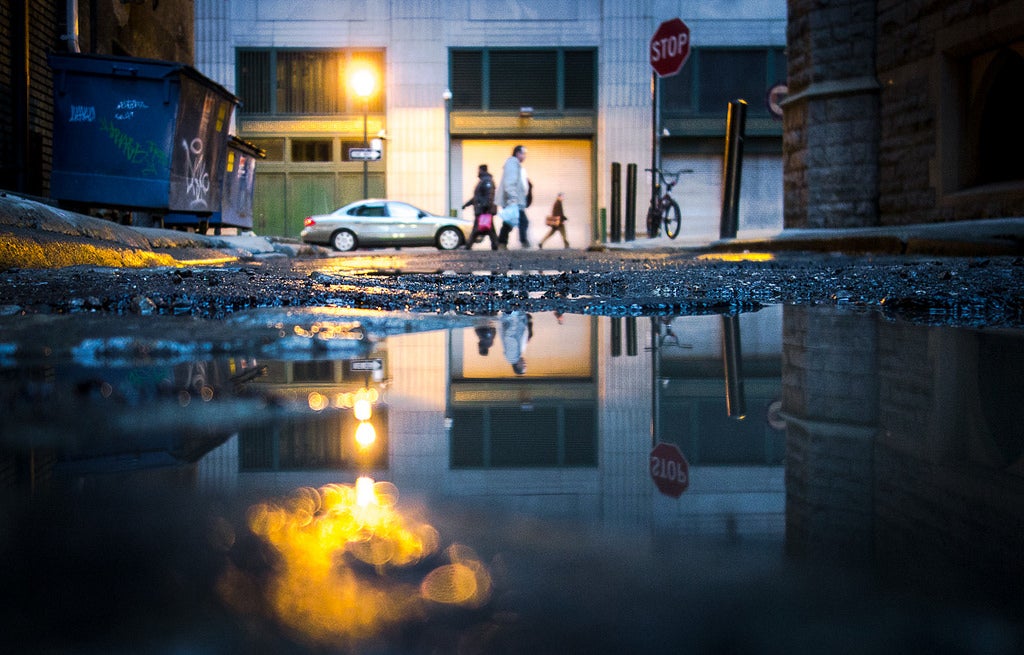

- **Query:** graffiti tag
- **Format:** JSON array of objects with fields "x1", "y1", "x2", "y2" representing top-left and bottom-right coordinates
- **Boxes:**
[
  {"x1": 70, "y1": 105, "x2": 96, "y2": 122},
  {"x1": 100, "y1": 118, "x2": 168, "y2": 176},
  {"x1": 183, "y1": 137, "x2": 210, "y2": 208},
  {"x1": 115, "y1": 99, "x2": 150, "y2": 121}
]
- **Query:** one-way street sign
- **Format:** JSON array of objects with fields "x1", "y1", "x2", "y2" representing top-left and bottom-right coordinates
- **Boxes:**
[{"x1": 349, "y1": 148, "x2": 382, "y2": 161}]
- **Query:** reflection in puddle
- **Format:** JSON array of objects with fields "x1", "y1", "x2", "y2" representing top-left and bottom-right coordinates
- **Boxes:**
[
  {"x1": 1, "y1": 306, "x2": 1023, "y2": 651},
  {"x1": 220, "y1": 477, "x2": 490, "y2": 647}
]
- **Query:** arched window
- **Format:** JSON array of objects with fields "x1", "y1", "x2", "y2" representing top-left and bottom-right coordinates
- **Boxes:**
[{"x1": 975, "y1": 48, "x2": 1024, "y2": 185}]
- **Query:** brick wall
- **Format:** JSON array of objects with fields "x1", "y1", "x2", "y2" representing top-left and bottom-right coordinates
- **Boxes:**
[
  {"x1": 782, "y1": 306, "x2": 878, "y2": 561},
  {"x1": 787, "y1": 0, "x2": 1024, "y2": 228},
  {"x1": 783, "y1": 0, "x2": 879, "y2": 229}
]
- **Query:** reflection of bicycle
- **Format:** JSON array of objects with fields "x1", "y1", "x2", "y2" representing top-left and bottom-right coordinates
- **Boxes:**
[
  {"x1": 651, "y1": 317, "x2": 693, "y2": 350},
  {"x1": 644, "y1": 167, "x2": 693, "y2": 239}
]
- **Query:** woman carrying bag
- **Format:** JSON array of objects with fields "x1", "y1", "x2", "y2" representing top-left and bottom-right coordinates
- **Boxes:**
[
  {"x1": 539, "y1": 192, "x2": 570, "y2": 249},
  {"x1": 463, "y1": 164, "x2": 498, "y2": 250}
]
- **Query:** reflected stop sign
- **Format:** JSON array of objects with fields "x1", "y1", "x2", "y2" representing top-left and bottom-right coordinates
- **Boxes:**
[
  {"x1": 649, "y1": 18, "x2": 691, "y2": 78},
  {"x1": 649, "y1": 442, "x2": 690, "y2": 498}
]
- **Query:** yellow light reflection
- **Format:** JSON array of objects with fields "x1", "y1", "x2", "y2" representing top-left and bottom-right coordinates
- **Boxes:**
[
  {"x1": 354, "y1": 398, "x2": 372, "y2": 421},
  {"x1": 697, "y1": 252, "x2": 775, "y2": 262},
  {"x1": 219, "y1": 478, "x2": 490, "y2": 647},
  {"x1": 307, "y1": 391, "x2": 328, "y2": 411},
  {"x1": 355, "y1": 421, "x2": 377, "y2": 448}
]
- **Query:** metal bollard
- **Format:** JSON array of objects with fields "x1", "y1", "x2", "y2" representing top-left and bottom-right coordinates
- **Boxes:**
[
  {"x1": 610, "y1": 162, "x2": 622, "y2": 243},
  {"x1": 625, "y1": 163, "x2": 637, "y2": 241},
  {"x1": 625, "y1": 316, "x2": 638, "y2": 356},
  {"x1": 721, "y1": 314, "x2": 746, "y2": 419},
  {"x1": 720, "y1": 99, "x2": 747, "y2": 240},
  {"x1": 610, "y1": 317, "x2": 622, "y2": 357}
]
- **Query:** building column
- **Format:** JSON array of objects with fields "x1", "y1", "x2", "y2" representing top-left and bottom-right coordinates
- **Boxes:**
[{"x1": 783, "y1": 0, "x2": 879, "y2": 229}]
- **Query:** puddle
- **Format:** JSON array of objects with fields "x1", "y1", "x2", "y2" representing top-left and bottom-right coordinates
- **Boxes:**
[{"x1": 1, "y1": 306, "x2": 1023, "y2": 653}]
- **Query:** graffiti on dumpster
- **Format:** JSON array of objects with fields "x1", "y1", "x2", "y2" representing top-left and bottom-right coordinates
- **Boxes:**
[
  {"x1": 182, "y1": 137, "x2": 211, "y2": 209},
  {"x1": 69, "y1": 105, "x2": 96, "y2": 122},
  {"x1": 114, "y1": 99, "x2": 150, "y2": 121},
  {"x1": 100, "y1": 118, "x2": 169, "y2": 177}
]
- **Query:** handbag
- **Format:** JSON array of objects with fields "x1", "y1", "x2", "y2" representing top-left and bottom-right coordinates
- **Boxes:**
[
  {"x1": 477, "y1": 213, "x2": 493, "y2": 230},
  {"x1": 545, "y1": 215, "x2": 561, "y2": 227}
]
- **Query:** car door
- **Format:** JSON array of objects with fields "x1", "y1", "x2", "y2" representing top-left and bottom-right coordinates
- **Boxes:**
[
  {"x1": 352, "y1": 202, "x2": 391, "y2": 244},
  {"x1": 386, "y1": 201, "x2": 430, "y2": 244}
]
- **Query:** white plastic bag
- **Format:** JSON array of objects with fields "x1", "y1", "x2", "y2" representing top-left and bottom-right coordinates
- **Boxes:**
[{"x1": 498, "y1": 204, "x2": 520, "y2": 227}]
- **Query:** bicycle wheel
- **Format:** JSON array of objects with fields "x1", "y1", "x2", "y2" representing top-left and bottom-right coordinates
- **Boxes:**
[{"x1": 662, "y1": 198, "x2": 682, "y2": 239}]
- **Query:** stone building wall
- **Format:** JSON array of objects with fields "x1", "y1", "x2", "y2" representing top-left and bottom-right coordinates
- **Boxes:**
[
  {"x1": 785, "y1": 0, "x2": 1024, "y2": 228},
  {"x1": 783, "y1": 0, "x2": 879, "y2": 229}
]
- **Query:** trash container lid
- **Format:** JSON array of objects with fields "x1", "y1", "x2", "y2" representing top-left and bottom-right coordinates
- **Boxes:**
[{"x1": 49, "y1": 52, "x2": 238, "y2": 104}]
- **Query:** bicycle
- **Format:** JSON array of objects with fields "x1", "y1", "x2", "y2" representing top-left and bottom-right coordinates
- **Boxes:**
[{"x1": 644, "y1": 167, "x2": 693, "y2": 239}]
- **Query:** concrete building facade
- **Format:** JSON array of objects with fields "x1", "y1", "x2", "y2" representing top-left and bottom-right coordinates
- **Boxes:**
[{"x1": 194, "y1": 0, "x2": 788, "y2": 244}]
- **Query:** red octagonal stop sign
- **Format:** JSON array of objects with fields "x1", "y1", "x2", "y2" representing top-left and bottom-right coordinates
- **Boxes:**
[
  {"x1": 649, "y1": 18, "x2": 691, "y2": 78},
  {"x1": 649, "y1": 442, "x2": 690, "y2": 498}
]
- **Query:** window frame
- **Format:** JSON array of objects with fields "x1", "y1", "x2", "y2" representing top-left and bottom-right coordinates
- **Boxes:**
[
  {"x1": 235, "y1": 47, "x2": 386, "y2": 116},
  {"x1": 448, "y1": 47, "x2": 597, "y2": 113}
]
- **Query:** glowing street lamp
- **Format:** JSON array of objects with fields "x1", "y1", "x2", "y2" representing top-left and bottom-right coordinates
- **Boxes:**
[{"x1": 350, "y1": 68, "x2": 376, "y2": 199}]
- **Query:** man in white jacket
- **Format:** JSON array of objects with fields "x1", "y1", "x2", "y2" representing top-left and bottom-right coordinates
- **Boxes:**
[{"x1": 497, "y1": 145, "x2": 530, "y2": 248}]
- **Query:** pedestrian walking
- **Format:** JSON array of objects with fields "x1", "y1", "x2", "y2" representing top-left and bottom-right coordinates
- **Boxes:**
[
  {"x1": 497, "y1": 145, "x2": 529, "y2": 249},
  {"x1": 539, "y1": 192, "x2": 570, "y2": 249},
  {"x1": 499, "y1": 310, "x2": 532, "y2": 375},
  {"x1": 462, "y1": 164, "x2": 498, "y2": 250}
]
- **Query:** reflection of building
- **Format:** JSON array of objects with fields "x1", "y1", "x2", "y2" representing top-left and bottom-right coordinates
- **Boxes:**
[
  {"x1": 783, "y1": 306, "x2": 1024, "y2": 584},
  {"x1": 197, "y1": 310, "x2": 786, "y2": 539}
]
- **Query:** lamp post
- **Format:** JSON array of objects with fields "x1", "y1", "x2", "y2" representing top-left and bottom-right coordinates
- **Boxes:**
[
  {"x1": 442, "y1": 88, "x2": 453, "y2": 216},
  {"x1": 351, "y1": 68, "x2": 376, "y2": 199}
]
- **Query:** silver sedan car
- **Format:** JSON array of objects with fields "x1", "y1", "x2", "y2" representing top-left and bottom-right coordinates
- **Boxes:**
[{"x1": 300, "y1": 199, "x2": 474, "y2": 252}]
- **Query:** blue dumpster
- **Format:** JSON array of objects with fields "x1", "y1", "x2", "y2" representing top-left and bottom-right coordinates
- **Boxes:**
[
  {"x1": 165, "y1": 136, "x2": 264, "y2": 232},
  {"x1": 49, "y1": 53, "x2": 237, "y2": 215}
]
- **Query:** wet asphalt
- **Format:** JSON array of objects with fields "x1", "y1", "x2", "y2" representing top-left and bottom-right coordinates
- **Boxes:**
[{"x1": 2, "y1": 247, "x2": 1024, "y2": 328}]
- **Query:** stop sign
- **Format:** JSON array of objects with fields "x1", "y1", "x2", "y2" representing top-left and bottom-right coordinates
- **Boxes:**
[
  {"x1": 649, "y1": 442, "x2": 690, "y2": 498},
  {"x1": 649, "y1": 18, "x2": 691, "y2": 78}
]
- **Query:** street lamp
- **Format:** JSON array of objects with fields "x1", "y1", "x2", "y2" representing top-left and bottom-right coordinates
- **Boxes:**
[
  {"x1": 442, "y1": 88, "x2": 453, "y2": 216},
  {"x1": 351, "y1": 67, "x2": 376, "y2": 199}
]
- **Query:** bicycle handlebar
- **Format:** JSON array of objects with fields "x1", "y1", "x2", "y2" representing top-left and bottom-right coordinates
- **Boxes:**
[{"x1": 644, "y1": 167, "x2": 694, "y2": 185}]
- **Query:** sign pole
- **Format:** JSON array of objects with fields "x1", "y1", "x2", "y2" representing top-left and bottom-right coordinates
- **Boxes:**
[{"x1": 651, "y1": 71, "x2": 660, "y2": 213}]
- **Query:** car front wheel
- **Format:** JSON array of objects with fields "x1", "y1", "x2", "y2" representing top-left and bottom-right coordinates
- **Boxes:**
[
  {"x1": 436, "y1": 227, "x2": 463, "y2": 250},
  {"x1": 331, "y1": 229, "x2": 358, "y2": 252}
]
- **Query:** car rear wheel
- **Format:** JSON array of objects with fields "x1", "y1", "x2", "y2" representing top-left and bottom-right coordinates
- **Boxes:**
[
  {"x1": 331, "y1": 229, "x2": 358, "y2": 252},
  {"x1": 436, "y1": 227, "x2": 463, "y2": 250}
]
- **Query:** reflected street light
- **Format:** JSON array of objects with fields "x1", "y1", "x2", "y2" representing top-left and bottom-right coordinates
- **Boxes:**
[{"x1": 351, "y1": 68, "x2": 376, "y2": 199}]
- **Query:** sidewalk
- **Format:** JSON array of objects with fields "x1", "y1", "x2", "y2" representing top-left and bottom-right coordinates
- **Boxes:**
[
  {"x1": 3, "y1": 191, "x2": 1024, "y2": 268},
  {"x1": 604, "y1": 219, "x2": 1024, "y2": 257},
  {"x1": 0, "y1": 192, "x2": 327, "y2": 269}
]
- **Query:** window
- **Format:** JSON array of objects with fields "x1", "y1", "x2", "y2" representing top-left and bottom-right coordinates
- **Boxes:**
[
  {"x1": 291, "y1": 139, "x2": 332, "y2": 162},
  {"x1": 450, "y1": 405, "x2": 597, "y2": 468},
  {"x1": 973, "y1": 46, "x2": 1024, "y2": 185},
  {"x1": 386, "y1": 202, "x2": 420, "y2": 219},
  {"x1": 353, "y1": 203, "x2": 387, "y2": 217},
  {"x1": 450, "y1": 48, "x2": 596, "y2": 111},
  {"x1": 236, "y1": 48, "x2": 385, "y2": 116},
  {"x1": 661, "y1": 47, "x2": 786, "y2": 118}
]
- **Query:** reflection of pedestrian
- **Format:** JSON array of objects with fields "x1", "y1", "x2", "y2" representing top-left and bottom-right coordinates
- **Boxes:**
[
  {"x1": 539, "y1": 192, "x2": 569, "y2": 249},
  {"x1": 462, "y1": 164, "x2": 497, "y2": 250},
  {"x1": 475, "y1": 322, "x2": 496, "y2": 355},
  {"x1": 499, "y1": 311, "x2": 532, "y2": 375},
  {"x1": 497, "y1": 145, "x2": 528, "y2": 249}
]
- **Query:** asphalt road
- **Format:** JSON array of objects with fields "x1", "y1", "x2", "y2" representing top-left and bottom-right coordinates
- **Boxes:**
[{"x1": 2, "y1": 247, "x2": 1024, "y2": 328}]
